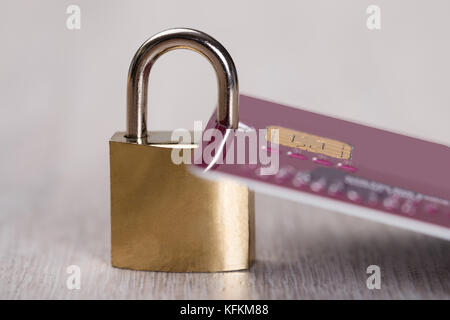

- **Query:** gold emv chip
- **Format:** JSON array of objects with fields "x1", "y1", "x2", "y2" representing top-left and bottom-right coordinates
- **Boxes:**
[{"x1": 266, "y1": 126, "x2": 353, "y2": 160}]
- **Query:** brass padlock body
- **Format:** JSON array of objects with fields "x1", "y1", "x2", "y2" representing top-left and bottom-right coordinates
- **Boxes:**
[{"x1": 110, "y1": 132, "x2": 254, "y2": 272}]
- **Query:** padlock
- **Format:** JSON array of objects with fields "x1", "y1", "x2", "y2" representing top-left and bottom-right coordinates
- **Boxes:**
[{"x1": 109, "y1": 28, "x2": 254, "y2": 272}]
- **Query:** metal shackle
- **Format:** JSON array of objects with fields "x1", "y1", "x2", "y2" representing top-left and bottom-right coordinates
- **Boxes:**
[{"x1": 126, "y1": 28, "x2": 239, "y2": 140}]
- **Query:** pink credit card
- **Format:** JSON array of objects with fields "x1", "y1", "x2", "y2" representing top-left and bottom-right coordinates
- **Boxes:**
[{"x1": 191, "y1": 95, "x2": 450, "y2": 240}]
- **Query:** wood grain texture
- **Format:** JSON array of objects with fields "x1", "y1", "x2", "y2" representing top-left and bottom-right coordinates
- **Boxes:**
[{"x1": 1, "y1": 191, "x2": 449, "y2": 300}]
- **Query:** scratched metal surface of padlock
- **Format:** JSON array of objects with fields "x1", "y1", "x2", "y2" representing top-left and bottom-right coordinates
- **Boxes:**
[{"x1": 109, "y1": 28, "x2": 254, "y2": 272}]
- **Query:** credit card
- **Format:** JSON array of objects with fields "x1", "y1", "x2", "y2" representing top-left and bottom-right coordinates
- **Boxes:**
[{"x1": 191, "y1": 95, "x2": 450, "y2": 240}]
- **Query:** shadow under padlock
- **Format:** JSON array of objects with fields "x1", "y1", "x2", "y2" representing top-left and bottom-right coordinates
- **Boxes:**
[{"x1": 109, "y1": 28, "x2": 255, "y2": 272}]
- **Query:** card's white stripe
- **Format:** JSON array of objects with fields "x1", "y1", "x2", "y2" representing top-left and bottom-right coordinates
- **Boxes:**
[{"x1": 189, "y1": 166, "x2": 450, "y2": 241}]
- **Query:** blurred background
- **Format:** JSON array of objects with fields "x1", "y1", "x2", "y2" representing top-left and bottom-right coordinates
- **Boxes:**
[{"x1": 1, "y1": 0, "x2": 449, "y2": 299}]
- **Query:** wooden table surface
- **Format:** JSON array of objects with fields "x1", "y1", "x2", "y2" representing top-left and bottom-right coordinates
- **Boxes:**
[{"x1": 1, "y1": 190, "x2": 449, "y2": 300}]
